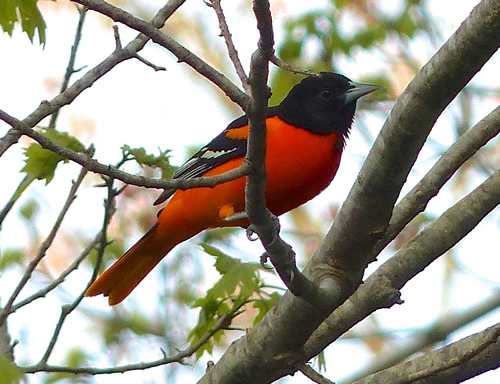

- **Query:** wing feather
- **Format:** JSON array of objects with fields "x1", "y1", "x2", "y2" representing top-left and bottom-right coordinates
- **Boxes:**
[{"x1": 154, "y1": 108, "x2": 279, "y2": 206}]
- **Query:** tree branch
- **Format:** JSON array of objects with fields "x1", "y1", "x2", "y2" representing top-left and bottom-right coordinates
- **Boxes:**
[
  {"x1": 0, "y1": 0, "x2": 187, "y2": 157},
  {"x1": 200, "y1": 1, "x2": 500, "y2": 381},
  {"x1": 48, "y1": 5, "x2": 88, "y2": 129},
  {"x1": 208, "y1": 0, "x2": 249, "y2": 90},
  {"x1": 345, "y1": 291, "x2": 500, "y2": 382},
  {"x1": 244, "y1": 0, "x2": 323, "y2": 305},
  {"x1": 0, "y1": 109, "x2": 251, "y2": 192},
  {"x1": 37, "y1": 175, "x2": 118, "y2": 366},
  {"x1": 371, "y1": 105, "x2": 500, "y2": 260},
  {"x1": 0, "y1": 157, "x2": 91, "y2": 327},
  {"x1": 299, "y1": 363, "x2": 335, "y2": 384},
  {"x1": 23, "y1": 311, "x2": 234, "y2": 374},
  {"x1": 270, "y1": 55, "x2": 316, "y2": 77},
  {"x1": 353, "y1": 323, "x2": 500, "y2": 384},
  {"x1": 72, "y1": 0, "x2": 250, "y2": 109},
  {"x1": 9, "y1": 234, "x2": 102, "y2": 314},
  {"x1": 317, "y1": 0, "x2": 500, "y2": 281},
  {"x1": 304, "y1": 169, "x2": 500, "y2": 362}
]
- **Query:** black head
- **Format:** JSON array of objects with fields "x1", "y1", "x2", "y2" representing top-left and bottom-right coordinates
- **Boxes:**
[{"x1": 277, "y1": 72, "x2": 379, "y2": 136}]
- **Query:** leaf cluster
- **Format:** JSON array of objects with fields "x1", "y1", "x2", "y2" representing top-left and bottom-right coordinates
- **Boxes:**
[
  {"x1": 0, "y1": 0, "x2": 47, "y2": 45},
  {"x1": 22, "y1": 128, "x2": 86, "y2": 184},
  {"x1": 188, "y1": 245, "x2": 281, "y2": 358},
  {"x1": 270, "y1": 0, "x2": 420, "y2": 104},
  {"x1": 121, "y1": 144, "x2": 174, "y2": 179}
]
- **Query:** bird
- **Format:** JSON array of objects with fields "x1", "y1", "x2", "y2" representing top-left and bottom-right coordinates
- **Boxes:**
[{"x1": 85, "y1": 72, "x2": 380, "y2": 305}]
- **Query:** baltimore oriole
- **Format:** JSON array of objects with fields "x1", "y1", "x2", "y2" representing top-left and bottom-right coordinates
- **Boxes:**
[{"x1": 85, "y1": 72, "x2": 380, "y2": 305}]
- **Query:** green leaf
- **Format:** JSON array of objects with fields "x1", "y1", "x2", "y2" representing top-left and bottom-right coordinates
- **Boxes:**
[
  {"x1": 201, "y1": 244, "x2": 239, "y2": 274},
  {"x1": 121, "y1": 145, "x2": 174, "y2": 179},
  {"x1": 0, "y1": 355, "x2": 24, "y2": 384},
  {"x1": 0, "y1": 0, "x2": 47, "y2": 45},
  {"x1": 396, "y1": 8, "x2": 418, "y2": 38},
  {"x1": 19, "y1": 199, "x2": 39, "y2": 220},
  {"x1": 0, "y1": 0, "x2": 17, "y2": 35},
  {"x1": 21, "y1": 128, "x2": 85, "y2": 184},
  {"x1": 188, "y1": 245, "x2": 264, "y2": 358},
  {"x1": 278, "y1": 38, "x2": 303, "y2": 61},
  {"x1": 64, "y1": 347, "x2": 89, "y2": 368},
  {"x1": 0, "y1": 249, "x2": 25, "y2": 271},
  {"x1": 200, "y1": 244, "x2": 261, "y2": 299}
]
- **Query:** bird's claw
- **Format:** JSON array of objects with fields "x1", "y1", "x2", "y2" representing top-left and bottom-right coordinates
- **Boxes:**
[
  {"x1": 259, "y1": 253, "x2": 274, "y2": 269},
  {"x1": 246, "y1": 225, "x2": 259, "y2": 241}
]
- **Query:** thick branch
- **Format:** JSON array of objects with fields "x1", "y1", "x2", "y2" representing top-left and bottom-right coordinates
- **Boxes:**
[
  {"x1": 317, "y1": 0, "x2": 500, "y2": 278},
  {"x1": 304, "y1": 169, "x2": 500, "y2": 361},
  {"x1": 371, "y1": 105, "x2": 500, "y2": 259},
  {"x1": 345, "y1": 292, "x2": 500, "y2": 382},
  {"x1": 354, "y1": 323, "x2": 500, "y2": 384},
  {"x1": 199, "y1": 1, "x2": 500, "y2": 382}
]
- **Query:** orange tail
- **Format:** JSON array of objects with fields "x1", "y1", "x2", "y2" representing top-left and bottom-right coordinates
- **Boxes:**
[{"x1": 86, "y1": 224, "x2": 179, "y2": 305}]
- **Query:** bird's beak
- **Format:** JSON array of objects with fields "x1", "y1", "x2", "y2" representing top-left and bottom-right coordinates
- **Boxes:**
[{"x1": 345, "y1": 81, "x2": 381, "y2": 105}]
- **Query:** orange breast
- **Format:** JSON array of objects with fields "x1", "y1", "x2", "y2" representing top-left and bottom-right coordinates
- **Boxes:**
[
  {"x1": 264, "y1": 116, "x2": 342, "y2": 216},
  {"x1": 158, "y1": 117, "x2": 343, "y2": 229}
]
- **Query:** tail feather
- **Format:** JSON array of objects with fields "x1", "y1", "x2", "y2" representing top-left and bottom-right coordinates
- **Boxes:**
[{"x1": 85, "y1": 224, "x2": 175, "y2": 305}]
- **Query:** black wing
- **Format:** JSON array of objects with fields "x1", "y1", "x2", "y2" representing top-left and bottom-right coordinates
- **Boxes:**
[
  {"x1": 173, "y1": 117, "x2": 248, "y2": 180},
  {"x1": 153, "y1": 115, "x2": 247, "y2": 206},
  {"x1": 154, "y1": 107, "x2": 280, "y2": 206}
]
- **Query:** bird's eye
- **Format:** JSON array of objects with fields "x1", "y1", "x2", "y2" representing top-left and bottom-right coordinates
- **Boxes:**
[{"x1": 320, "y1": 89, "x2": 333, "y2": 100}]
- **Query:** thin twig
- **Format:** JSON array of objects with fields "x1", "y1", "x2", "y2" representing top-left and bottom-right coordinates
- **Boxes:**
[
  {"x1": 113, "y1": 24, "x2": 166, "y2": 71},
  {"x1": 270, "y1": 55, "x2": 316, "y2": 77},
  {"x1": 38, "y1": 172, "x2": 117, "y2": 366},
  {"x1": 133, "y1": 54, "x2": 166, "y2": 71},
  {"x1": 48, "y1": 5, "x2": 88, "y2": 129},
  {"x1": 9, "y1": 235, "x2": 102, "y2": 313},
  {"x1": 370, "y1": 105, "x2": 500, "y2": 261},
  {"x1": 298, "y1": 363, "x2": 335, "y2": 384},
  {"x1": 24, "y1": 311, "x2": 234, "y2": 374},
  {"x1": 0, "y1": 175, "x2": 32, "y2": 228},
  {"x1": 0, "y1": 109, "x2": 251, "y2": 192},
  {"x1": 0, "y1": 152, "x2": 92, "y2": 327},
  {"x1": 72, "y1": 0, "x2": 249, "y2": 109},
  {"x1": 85, "y1": 175, "x2": 119, "y2": 288},
  {"x1": 208, "y1": 0, "x2": 249, "y2": 90}
]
